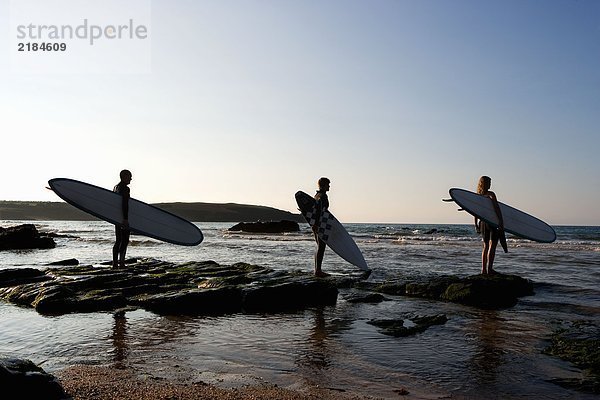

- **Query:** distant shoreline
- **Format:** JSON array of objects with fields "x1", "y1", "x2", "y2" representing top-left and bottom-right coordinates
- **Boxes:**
[{"x1": 0, "y1": 201, "x2": 303, "y2": 223}]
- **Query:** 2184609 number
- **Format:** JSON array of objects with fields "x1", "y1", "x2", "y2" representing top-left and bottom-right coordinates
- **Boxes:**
[{"x1": 18, "y1": 42, "x2": 67, "y2": 52}]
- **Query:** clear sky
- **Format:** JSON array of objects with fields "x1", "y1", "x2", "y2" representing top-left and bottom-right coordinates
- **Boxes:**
[{"x1": 1, "y1": 0, "x2": 599, "y2": 225}]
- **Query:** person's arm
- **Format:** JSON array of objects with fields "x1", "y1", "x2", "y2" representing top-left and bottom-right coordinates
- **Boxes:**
[
  {"x1": 488, "y1": 191, "x2": 504, "y2": 230},
  {"x1": 122, "y1": 186, "x2": 130, "y2": 228},
  {"x1": 321, "y1": 193, "x2": 329, "y2": 211},
  {"x1": 474, "y1": 216, "x2": 480, "y2": 233},
  {"x1": 312, "y1": 195, "x2": 322, "y2": 234}
]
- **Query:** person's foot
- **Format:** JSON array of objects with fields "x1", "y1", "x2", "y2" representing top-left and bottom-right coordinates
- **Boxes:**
[{"x1": 314, "y1": 271, "x2": 330, "y2": 278}]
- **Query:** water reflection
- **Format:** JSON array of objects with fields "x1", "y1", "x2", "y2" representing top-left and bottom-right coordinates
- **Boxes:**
[
  {"x1": 299, "y1": 307, "x2": 329, "y2": 372},
  {"x1": 110, "y1": 311, "x2": 128, "y2": 368},
  {"x1": 469, "y1": 310, "x2": 504, "y2": 386}
]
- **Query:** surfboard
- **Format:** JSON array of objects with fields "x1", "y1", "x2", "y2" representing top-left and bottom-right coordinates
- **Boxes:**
[
  {"x1": 48, "y1": 178, "x2": 203, "y2": 246},
  {"x1": 295, "y1": 191, "x2": 369, "y2": 271},
  {"x1": 449, "y1": 188, "x2": 556, "y2": 243}
]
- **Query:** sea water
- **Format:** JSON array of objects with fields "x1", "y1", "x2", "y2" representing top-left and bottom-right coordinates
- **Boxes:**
[{"x1": 0, "y1": 221, "x2": 598, "y2": 398}]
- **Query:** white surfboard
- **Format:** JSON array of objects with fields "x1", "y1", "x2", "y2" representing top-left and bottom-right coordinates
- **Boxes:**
[
  {"x1": 295, "y1": 191, "x2": 369, "y2": 271},
  {"x1": 449, "y1": 188, "x2": 556, "y2": 243},
  {"x1": 49, "y1": 178, "x2": 203, "y2": 246}
]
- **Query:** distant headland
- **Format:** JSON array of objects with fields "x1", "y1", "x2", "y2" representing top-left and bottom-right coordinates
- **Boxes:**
[{"x1": 0, "y1": 201, "x2": 303, "y2": 223}]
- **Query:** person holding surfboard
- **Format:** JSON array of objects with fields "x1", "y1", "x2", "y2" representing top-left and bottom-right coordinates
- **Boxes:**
[
  {"x1": 112, "y1": 170, "x2": 132, "y2": 269},
  {"x1": 313, "y1": 177, "x2": 330, "y2": 277},
  {"x1": 474, "y1": 176, "x2": 505, "y2": 275}
]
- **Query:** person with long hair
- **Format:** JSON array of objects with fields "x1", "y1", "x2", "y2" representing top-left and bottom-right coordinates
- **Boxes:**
[{"x1": 475, "y1": 176, "x2": 504, "y2": 274}]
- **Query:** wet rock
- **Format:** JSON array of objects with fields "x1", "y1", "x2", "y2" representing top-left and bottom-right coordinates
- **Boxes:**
[
  {"x1": 356, "y1": 280, "x2": 408, "y2": 295},
  {"x1": 0, "y1": 268, "x2": 49, "y2": 288},
  {"x1": 406, "y1": 275, "x2": 461, "y2": 299},
  {"x1": 0, "y1": 358, "x2": 68, "y2": 399},
  {"x1": 328, "y1": 270, "x2": 373, "y2": 289},
  {"x1": 344, "y1": 292, "x2": 387, "y2": 304},
  {"x1": 441, "y1": 273, "x2": 533, "y2": 309},
  {"x1": 366, "y1": 273, "x2": 533, "y2": 310},
  {"x1": 243, "y1": 279, "x2": 338, "y2": 312},
  {"x1": 543, "y1": 320, "x2": 600, "y2": 394},
  {"x1": 99, "y1": 257, "x2": 139, "y2": 266},
  {"x1": 228, "y1": 220, "x2": 300, "y2": 233},
  {"x1": 368, "y1": 314, "x2": 448, "y2": 337},
  {"x1": 0, "y1": 224, "x2": 55, "y2": 250},
  {"x1": 0, "y1": 259, "x2": 340, "y2": 316},
  {"x1": 46, "y1": 258, "x2": 79, "y2": 266},
  {"x1": 135, "y1": 287, "x2": 243, "y2": 315}
]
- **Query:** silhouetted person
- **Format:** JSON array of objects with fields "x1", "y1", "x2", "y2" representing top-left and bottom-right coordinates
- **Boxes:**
[
  {"x1": 112, "y1": 170, "x2": 132, "y2": 268},
  {"x1": 474, "y1": 176, "x2": 504, "y2": 274},
  {"x1": 313, "y1": 177, "x2": 330, "y2": 277}
]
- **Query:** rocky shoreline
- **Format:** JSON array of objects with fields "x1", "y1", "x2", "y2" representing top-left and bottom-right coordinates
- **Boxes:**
[
  {"x1": 0, "y1": 259, "x2": 341, "y2": 315},
  {"x1": 0, "y1": 257, "x2": 535, "y2": 316}
]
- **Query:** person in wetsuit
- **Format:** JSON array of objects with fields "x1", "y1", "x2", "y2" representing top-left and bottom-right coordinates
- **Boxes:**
[
  {"x1": 313, "y1": 177, "x2": 330, "y2": 277},
  {"x1": 112, "y1": 169, "x2": 132, "y2": 269},
  {"x1": 474, "y1": 176, "x2": 504, "y2": 275}
]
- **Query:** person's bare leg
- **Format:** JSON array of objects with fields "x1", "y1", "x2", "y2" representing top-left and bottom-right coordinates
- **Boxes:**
[
  {"x1": 481, "y1": 242, "x2": 490, "y2": 274},
  {"x1": 113, "y1": 226, "x2": 121, "y2": 268},
  {"x1": 487, "y1": 239, "x2": 498, "y2": 274},
  {"x1": 118, "y1": 230, "x2": 130, "y2": 268},
  {"x1": 314, "y1": 236, "x2": 328, "y2": 277}
]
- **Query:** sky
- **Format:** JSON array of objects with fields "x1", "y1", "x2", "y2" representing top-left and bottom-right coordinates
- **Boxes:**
[{"x1": 1, "y1": 0, "x2": 599, "y2": 225}]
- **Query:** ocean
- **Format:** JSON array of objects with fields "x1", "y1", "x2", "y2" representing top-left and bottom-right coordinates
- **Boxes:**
[{"x1": 1, "y1": 221, "x2": 599, "y2": 399}]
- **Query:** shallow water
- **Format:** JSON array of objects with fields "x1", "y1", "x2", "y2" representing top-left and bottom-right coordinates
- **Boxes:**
[{"x1": 1, "y1": 221, "x2": 599, "y2": 398}]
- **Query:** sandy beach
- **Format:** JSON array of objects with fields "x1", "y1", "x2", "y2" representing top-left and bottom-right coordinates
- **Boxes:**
[{"x1": 58, "y1": 365, "x2": 377, "y2": 400}]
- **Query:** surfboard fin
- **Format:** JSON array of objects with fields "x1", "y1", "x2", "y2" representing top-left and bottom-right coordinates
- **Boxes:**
[{"x1": 500, "y1": 231, "x2": 508, "y2": 253}]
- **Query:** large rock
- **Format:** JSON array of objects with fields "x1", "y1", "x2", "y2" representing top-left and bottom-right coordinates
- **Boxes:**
[
  {"x1": 135, "y1": 287, "x2": 243, "y2": 315},
  {"x1": 0, "y1": 358, "x2": 68, "y2": 399},
  {"x1": 46, "y1": 258, "x2": 79, "y2": 266},
  {"x1": 242, "y1": 279, "x2": 338, "y2": 312},
  {"x1": 0, "y1": 224, "x2": 55, "y2": 250},
  {"x1": 359, "y1": 272, "x2": 534, "y2": 310},
  {"x1": 0, "y1": 259, "x2": 341, "y2": 316},
  {"x1": 441, "y1": 273, "x2": 533, "y2": 309},
  {"x1": 228, "y1": 220, "x2": 300, "y2": 233}
]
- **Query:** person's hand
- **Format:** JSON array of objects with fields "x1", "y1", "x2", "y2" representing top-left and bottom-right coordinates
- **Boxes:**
[
  {"x1": 122, "y1": 219, "x2": 129, "y2": 229},
  {"x1": 312, "y1": 225, "x2": 318, "y2": 234}
]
